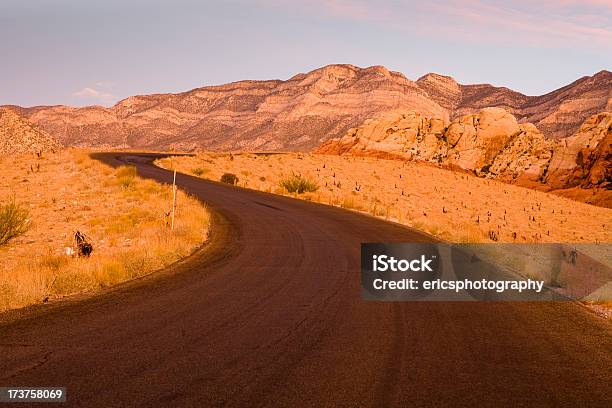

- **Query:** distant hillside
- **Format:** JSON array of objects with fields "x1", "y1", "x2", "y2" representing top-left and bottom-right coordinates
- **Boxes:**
[
  {"x1": 4, "y1": 65, "x2": 611, "y2": 151},
  {"x1": 0, "y1": 108, "x2": 62, "y2": 155},
  {"x1": 419, "y1": 70, "x2": 611, "y2": 140}
]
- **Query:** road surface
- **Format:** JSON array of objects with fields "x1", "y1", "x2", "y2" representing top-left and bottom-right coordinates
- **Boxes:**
[{"x1": 0, "y1": 153, "x2": 610, "y2": 407}]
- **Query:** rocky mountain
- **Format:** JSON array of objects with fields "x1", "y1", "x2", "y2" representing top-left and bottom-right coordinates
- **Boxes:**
[
  {"x1": 316, "y1": 108, "x2": 611, "y2": 206},
  {"x1": 6, "y1": 65, "x2": 446, "y2": 151},
  {"x1": 0, "y1": 108, "x2": 62, "y2": 155},
  {"x1": 5, "y1": 65, "x2": 609, "y2": 151},
  {"x1": 416, "y1": 70, "x2": 611, "y2": 140}
]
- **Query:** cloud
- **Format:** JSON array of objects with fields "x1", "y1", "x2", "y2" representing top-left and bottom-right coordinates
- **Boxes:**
[
  {"x1": 259, "y1": 0, "x2": 612, "y2": 48},
  {"x1": 72, "y1": 85, "x2": 116, "y2": 105}
]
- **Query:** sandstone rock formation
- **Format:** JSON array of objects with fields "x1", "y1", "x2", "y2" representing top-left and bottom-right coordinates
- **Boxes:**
[
  {"x1": 4, "y1": 65, "x2": 609, "y2": 151},
  {"x1": 0, "y1": 108, "x2": 62, "y2": 155},
  {"x1": 316, "y1": 108, "x2": 611, "y2": 204},
  {"x1": 443, "y1": 107, "x2": 521, "y2": 171},
  {"x1": 544, "y1": 112, "x2": 611, "y2": 189},
  {"x1": 316, "y1": 110, "x2": 445, "y2": 161},
  {"x1": 486, "y1": 123, "x2": 554, "y2": 185}
]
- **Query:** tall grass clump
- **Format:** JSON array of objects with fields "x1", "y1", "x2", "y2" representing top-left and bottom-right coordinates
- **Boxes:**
[
  {"x1": 280, "y1": 173, "x2": 318, "y2": 194},
  {"x1": 0, "y1": 197, "x2": 30, "y2": 246},
  {"x1": 116, "y1": 165, "x2": 137, "y2": 188}
]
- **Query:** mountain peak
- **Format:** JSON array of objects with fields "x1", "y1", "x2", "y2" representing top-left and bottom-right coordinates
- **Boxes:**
[
  {"x1": 416, "y1": 73, "x2": 461, "y2": 110},
  {"x1": 417, "y1": 72, "x2": 457, "y2": 83},
  {"x1": 593, "y1": 69, "x2": 611, "y2": 79}
]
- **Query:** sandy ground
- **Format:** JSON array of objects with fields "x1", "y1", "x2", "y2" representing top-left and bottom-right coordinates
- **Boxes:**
[
  {"x1": 159, "y1": 152, "x2": 611, "y2": 244},
  {"x1": 0, "y1": 149, "x2": 209, "y2": 311}
]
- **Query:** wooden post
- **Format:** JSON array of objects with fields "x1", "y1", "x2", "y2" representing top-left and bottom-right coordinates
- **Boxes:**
[{"x1": 171, "y1": 168, "x2": 177, "y2": 230}]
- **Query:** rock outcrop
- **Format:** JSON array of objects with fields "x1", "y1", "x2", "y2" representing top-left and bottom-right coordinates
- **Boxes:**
[
  {"x1": 316, "y1": 109, "x2": 611, "y2": 204},
  {"x1": 544, "y1": 112, "x2": 611, "y2": 189},
  {"x1": 486, "y1": 123, "x2": 554, "y2": 185},
  {"x1": 4, "y1": 65, "x2": 609, "y2": 151},
  {"x1": 316, "y1": 110, "x2": 445, "y2": 161},
  {"x1": 442, "y1": 108, "x2": 521, "y2": 171},
  {"x1": 0, "y1": 108, "x2": 62, "y2": 155}
]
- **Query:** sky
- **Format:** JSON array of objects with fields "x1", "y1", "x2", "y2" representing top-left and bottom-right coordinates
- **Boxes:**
[{"x1": 1, "y1": 0, "x2": 610, "y2": 107}]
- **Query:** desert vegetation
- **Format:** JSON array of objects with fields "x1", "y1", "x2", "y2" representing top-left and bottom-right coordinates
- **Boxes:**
[
  {"x1": 191, "y1": 167, "x2": 207, "y2": 176},
  {"x1": 0, "y1": 150, "x2": 209, "y2": 312},
  {"x1": 220, "y1": 173, "x2": 238, "y2": 185},
  {"x1": 158, "y1": 152, "x2": 611, "y2": 244},
  {"x1": 280, "y1": 173, "x2": 318, "y2": 194},
  {"x1": 0, "y1": 197, "x2": 31, "y2": 246}
]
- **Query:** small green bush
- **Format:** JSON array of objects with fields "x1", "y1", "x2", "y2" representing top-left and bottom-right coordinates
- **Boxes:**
[
  {"x1": 280, "y1": 174, "x2": 318, "y2": 194},
  {"x1": 116, "y1": 166, "x2": 137, "y2": 188},
  {"x1": 0, "y1": 198, "x2": 30, "y2": 246},
  {"x1": 220, "y1": 173, "x2": 238, "y2": 185}
]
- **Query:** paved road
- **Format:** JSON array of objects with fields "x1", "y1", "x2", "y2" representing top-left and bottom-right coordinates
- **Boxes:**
[{"x1": 0, "y1": 153, "x2": 610, "y2": 407}]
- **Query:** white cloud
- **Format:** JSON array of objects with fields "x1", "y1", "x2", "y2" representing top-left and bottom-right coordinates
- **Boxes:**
[{"x1": 72, "y1": 85, "x2": 116, "y2": 105}]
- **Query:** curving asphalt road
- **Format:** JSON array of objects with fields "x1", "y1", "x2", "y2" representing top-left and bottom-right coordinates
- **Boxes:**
[{"x1": 0, "y1": 153, "x2": 611, "y2": 407}]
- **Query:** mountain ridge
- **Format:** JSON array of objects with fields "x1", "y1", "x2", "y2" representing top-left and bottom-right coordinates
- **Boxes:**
[{"x1": 2, "y1": 65, "x2": 610, "y2": 151}]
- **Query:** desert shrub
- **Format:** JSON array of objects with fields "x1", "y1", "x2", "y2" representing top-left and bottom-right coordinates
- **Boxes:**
[
  {"x1": 0, "y1": 198, "x2": 30, "y2": 246},
  {"x1": 280, "y1": 174, "x2": 318, "y2": 194},
  {"x1": 220, "y1": 173, "x2": 238, "y2": 185},
  {"x1": 116, "y1": 166, "x2": 137, "y2": 188},
  {"x1": 191, "y1": 167, "x2": 207, "y2": 176}
]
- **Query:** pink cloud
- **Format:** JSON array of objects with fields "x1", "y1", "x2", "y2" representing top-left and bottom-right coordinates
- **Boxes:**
[{"x1": 259, "y1": 0, "x2": 612, "y2": 48}]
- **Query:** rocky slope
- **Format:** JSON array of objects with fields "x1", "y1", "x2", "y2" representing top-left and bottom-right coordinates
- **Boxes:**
[
  {"x1": 0, "y1": 108, "x2": 62, "y2": 155},
  {"x1": 4, "y1": 65, "x2": 609, "y2": 151},
  {"x1": 316, "y1": 108, "x2": 611, "y2": 206}
]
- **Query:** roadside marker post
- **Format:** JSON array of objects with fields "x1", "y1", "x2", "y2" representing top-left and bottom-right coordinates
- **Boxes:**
[{"x1": 172, "y1": 168, "x2": 177, "y2": 230}]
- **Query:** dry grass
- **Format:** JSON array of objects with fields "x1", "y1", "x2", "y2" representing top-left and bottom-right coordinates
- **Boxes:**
[
  {"x1": 158, "y1": 152, "x2": 611, "y2": 244},
  {"x1": 0, "y1": 150, "x2": 209, "y2": 312}
]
